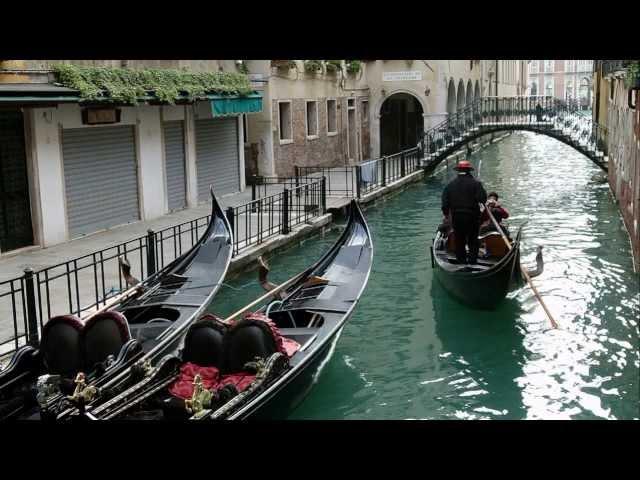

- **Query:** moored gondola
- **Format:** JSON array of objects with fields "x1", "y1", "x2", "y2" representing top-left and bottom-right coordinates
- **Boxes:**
[
  {"x1": 80, "y1": 199, "x2": 373, "y2": 421},
  {"x1": 0, "y1": 187, "x2": 233, "y2": 421},
  {"x1": 430, "y1": 224, "x2": 524, "y2": 309}
]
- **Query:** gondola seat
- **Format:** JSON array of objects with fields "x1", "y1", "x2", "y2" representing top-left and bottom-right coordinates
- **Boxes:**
[
  {"x1": 81, "y1": 311, "x2": 131, "y2": 373},
  {"x1": 221, "y1": 315, "x2": 281, "y2": 374},
  {"x1": 167, "y1": 315, "x2": 228, "y2": 401},
  {"x1": 481, "y1": 232, "x2": 509, "y2": 258},
  {"x1": 182, "y1": 314, "x2": 227, "y2": 367},
  {"x1": 40, "y1": 315, "x2": 84, "y2": 377}
]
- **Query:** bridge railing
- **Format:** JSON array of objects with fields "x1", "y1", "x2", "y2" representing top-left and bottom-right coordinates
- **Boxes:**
[{"x1": 419, "y1": 96, "x2": 607, "y2": 164}]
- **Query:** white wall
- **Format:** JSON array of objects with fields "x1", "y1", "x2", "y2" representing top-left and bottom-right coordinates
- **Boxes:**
[{"x1": 30, "y1": 107, "x2": 67, "y2": 246}]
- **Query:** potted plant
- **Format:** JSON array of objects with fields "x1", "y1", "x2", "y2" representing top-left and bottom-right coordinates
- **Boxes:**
[
  {"x1": 325, "y1": 60, "x2": 342, "y2": 74},
  {"x1": 304, "y1": 60, "x2": 323, "y2": 74},
  {"x1": 271, "y1": 60, "x2": 297, "y2": 70},
  {"x1": 346, "y1": 60, "x2": 362, "y2": 75}
]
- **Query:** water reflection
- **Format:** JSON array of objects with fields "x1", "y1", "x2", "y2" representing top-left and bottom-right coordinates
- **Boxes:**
[{"x1": 430, "y1": 279, "x2": 527, "y2": 419}]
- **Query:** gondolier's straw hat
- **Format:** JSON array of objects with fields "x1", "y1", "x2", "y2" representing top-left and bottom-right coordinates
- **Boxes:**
[{"x1": 454, "y1": 160, "x2": 474, "y2": 171}]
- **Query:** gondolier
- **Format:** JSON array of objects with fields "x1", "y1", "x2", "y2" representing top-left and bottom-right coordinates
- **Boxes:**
[{"x1": 441, "y1": 160, "x2": 487, "y2": 265}]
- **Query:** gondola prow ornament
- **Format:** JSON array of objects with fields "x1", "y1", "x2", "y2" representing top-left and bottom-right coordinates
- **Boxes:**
[
  {"x1": 185, "y1": 374, "x2": 213, "y2": 415},
  {"x1": 67, "y1": 372, "x2": 99, "y2": 414}
]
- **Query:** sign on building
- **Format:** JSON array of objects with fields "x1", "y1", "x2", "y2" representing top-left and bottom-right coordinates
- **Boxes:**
[{"x1": 383, "y1": 71, "x2": 422, "y2": 82}]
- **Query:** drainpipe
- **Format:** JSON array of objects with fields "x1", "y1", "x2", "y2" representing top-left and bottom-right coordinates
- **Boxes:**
[{"x1": 495, "y1": 60, "x2": 499, "y2": 96}]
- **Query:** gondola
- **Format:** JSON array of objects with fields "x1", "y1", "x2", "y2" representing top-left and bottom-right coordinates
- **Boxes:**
[
  {"x1": 78, "y1": 199, "x2": 373, "y2": 421},
  {"x1": 430, "y1": 224, "x2": 524, "y2": 310},
  {"x1": 0, "y1": 187, "x2": 233, "y2": 421}
]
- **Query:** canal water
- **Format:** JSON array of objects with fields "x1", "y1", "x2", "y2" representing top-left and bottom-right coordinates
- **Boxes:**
[{"x1": 208, "y1": 131, "x2": 640, "y2": 420}]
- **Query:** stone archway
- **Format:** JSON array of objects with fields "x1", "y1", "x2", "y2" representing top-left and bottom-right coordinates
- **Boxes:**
[
  {"x1": 457, "y1": 79, "x2": 465, "y2": 111},
  {"x1": 466, "y1": 80, "x2": 473, "y2": 104},
  {"x1": 447, "y1": 79, "x2": 457, "y2": 116},
  {"x1": 474, "y1": 80, "x2": 480, "y2": 100},
  {"x1": 379, "y1": 92, "x2": 425, "y2": 156}
]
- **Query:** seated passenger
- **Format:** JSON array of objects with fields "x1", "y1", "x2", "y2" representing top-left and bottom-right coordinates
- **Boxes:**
[{"x1": 480, "y1": 192, "x2": 510, "y2": 236}]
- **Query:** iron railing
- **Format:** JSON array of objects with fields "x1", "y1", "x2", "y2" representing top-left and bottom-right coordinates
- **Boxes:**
[
  {"x1": 295, "y1": 165, "x2": 357, "y2": 197},
  {"x1": 248, "y1": 175, "x2": 317, "y2": 202},
  {"x1": 419, "y1": 96, "x2": 608, "y2": 169},
  {"x1": 225, "y1": 177, "x2": 326, "y2": 256}
]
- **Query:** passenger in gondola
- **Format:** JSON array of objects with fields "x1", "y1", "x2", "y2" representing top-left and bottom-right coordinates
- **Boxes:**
[
  {"x1": 441, "y1": 159, "x2": 487, "y2": 264},
  {"x1": 480, "y1": 192, "x2": 510, "y2": 236}
]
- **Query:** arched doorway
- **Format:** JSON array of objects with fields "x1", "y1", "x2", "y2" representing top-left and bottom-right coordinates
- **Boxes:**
[
  {"x1": 474, "y1": 80, "x2": 480, "y2": 100},
  {"x1": 457, "y1": 79, "x2": 465, "y2": 111},
  {"x1": 466, "y1": 80, "x2": 473, "y2": 104},
  {"x1": 379, "y1": 92, "x2": 424, "y2": 156},
  {"x1": 447, "y1": 79, "x2": 456, "y2": 117}
]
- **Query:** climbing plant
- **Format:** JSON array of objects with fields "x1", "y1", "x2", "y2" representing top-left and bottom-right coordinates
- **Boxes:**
[{"x1": 52, "y1": 64, "x2": 253, "y2": 105}]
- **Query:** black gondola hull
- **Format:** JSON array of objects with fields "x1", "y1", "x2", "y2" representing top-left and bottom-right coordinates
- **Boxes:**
[{"x1": 432, "y1": 228, "x2": 522, "y2": 310}]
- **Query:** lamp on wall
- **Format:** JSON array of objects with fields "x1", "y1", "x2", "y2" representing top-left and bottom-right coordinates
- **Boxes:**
[
  {"x1": 381, "y1": 88, "x2": 386, "y2": 97},
  {"x1": 424, "y1": 87, "x2": 430, "y2": 97}
]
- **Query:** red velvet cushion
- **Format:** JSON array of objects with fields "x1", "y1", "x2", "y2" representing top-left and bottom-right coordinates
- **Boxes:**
[
  {"x1": 168, "y1": 362, "x2": 220, "y2": 400},
  {"x1": 219, "y1": 373, "x2": 257, "y2": 392}
]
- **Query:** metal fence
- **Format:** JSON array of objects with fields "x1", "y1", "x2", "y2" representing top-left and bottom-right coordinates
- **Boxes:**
[
  {"x1": 295, "y1": 146, "x2": 422, "y2": 199},
  {"x1": 225, "y1": 177, "x2": 326, "y2": 256},
  {"x1": 295, "y1": 165, "x2": 357, "y2": 197}
]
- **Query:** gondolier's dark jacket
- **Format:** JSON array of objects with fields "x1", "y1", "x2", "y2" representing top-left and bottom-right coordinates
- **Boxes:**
[{"x1": 441, "y1": 173, "x2": 487, "y2": 218}]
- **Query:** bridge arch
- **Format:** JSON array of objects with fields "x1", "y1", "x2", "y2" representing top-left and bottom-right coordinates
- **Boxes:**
[
  {"x1": 446, "y1": 79, "x2": 457, "y2": 116},
  {"x1": 424, "y1": 126, "x2": 606, "y2": 173},
  {"x1": 457, "y1": 79, "x2": 466, "y2": 111},
  {"x1": 378, "y1": 91, "x2": 425, "y2": 156}
]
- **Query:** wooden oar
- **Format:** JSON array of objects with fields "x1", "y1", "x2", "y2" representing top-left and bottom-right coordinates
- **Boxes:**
[
  {"x1": 482, "y1": 203, "x2": 559, "y2": 329},
  {"x1": 222, "y1": 269, "x2": 308, "y2": 324}
]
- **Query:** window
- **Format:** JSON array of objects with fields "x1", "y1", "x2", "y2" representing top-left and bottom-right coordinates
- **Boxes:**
[
  {"x1": 326, "y1": 99, "x2": 337, "y2": 135},
  {"x1": 530, "y1": 82, "x2": 537, "y2": 96},
  {"x1": 545, "y1": 81, "x2": 553, "y2": 98},
  {"x1": 544, "y1": 60, "x2": 553, "y2": 73},
  {"x1": 306, "y1": 100, "x2": 318, "y2": 138},
  {"x1": 361, "y1": 100, "x2": 369, "y2": 125},
  {"x1": 530, "y1": 61, "x2": 538, "y2": 74},
  {"x1": 348, "y1": 98, "x2": 355, "y2": 108},
  {"x1": 278, "y1": 101, "x2": 292, "y2": 143}
]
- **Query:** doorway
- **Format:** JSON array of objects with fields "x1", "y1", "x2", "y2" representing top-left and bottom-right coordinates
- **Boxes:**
[
  {"x1": 0, "y1": 110, "x2": 34, "y2": 252},
  {"x1": 379, "y1": 93, "x2": 424, "y2": 156}
]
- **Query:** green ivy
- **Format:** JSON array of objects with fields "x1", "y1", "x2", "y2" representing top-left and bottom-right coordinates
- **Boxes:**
[
  {"x1": 346, "y1": 60, "x2": 362, "y2": 74},
  {"x1": 304, "y1": 60, "x2": 323, "y2": 73},
  {"x1": 52, "y1": 64, "x2": 253, "y2": 105}
]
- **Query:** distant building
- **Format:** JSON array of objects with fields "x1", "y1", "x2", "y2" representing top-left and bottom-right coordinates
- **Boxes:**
[{"x1": 528, "y1": 60, "x2": 593, "y2": 109}]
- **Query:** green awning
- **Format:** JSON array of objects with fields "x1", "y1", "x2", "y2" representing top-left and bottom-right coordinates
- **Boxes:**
[{"x1": 211, "y1": 94, "x2": 262, "y2": 117}]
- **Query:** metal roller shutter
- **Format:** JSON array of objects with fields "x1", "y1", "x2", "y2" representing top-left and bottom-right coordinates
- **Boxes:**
[
  {"x1": 195, "y1": 117, "x2": 239, "y2": 200},
  {"x1": 163, "y1": 121, "x2": 187, "y2": 211},
  {"x1": 62, "y1": 126, "x2": 139, "y2": 238}
]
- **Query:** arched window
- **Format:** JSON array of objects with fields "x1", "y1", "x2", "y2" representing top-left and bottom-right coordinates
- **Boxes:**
[
  {"x1": 565, "y1": 80, "x2": 573, "y2": 100},
  {"x1": 530, "y1": 82, "x2": 537, "y2": 96},
  {"x1": 545, "y1": 82, "x2": 553, "y2": 98}
]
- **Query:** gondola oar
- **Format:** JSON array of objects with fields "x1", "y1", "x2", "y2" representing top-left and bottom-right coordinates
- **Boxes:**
[{"x1": 482, "y1": 203, "x2": 559, "y2": 329}]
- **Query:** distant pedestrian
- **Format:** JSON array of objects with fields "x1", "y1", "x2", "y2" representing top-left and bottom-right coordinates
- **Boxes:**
[{"x1": 535, "y1": 103, "x2": 543, "y2": 122}]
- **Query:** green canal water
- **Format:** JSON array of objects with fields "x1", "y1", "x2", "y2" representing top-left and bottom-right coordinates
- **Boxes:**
[{"x1": 209, "y1": 131, "x2": 640, "y2": 420}]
